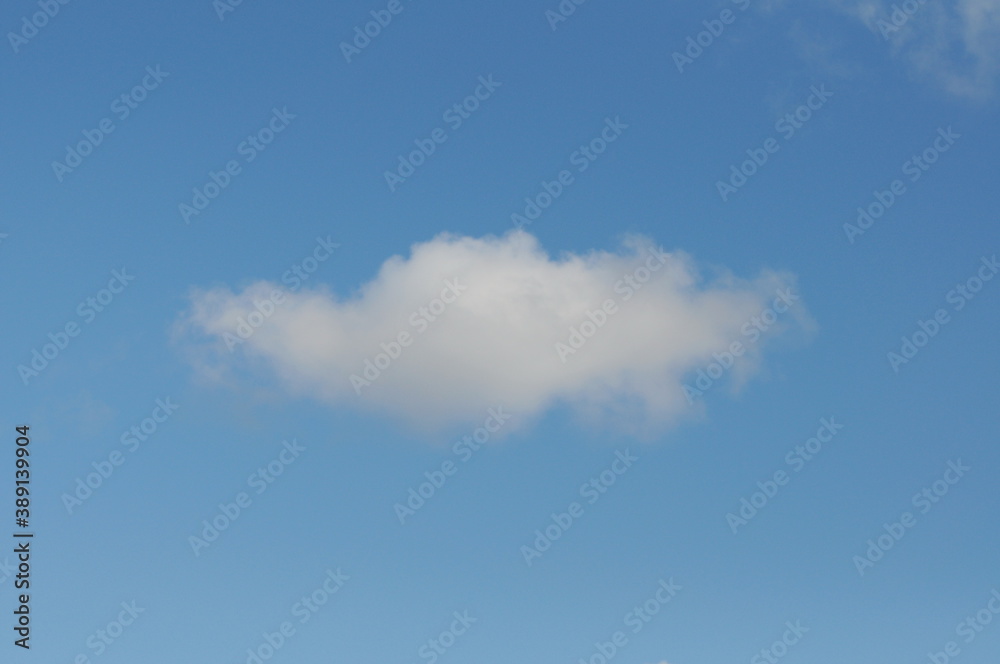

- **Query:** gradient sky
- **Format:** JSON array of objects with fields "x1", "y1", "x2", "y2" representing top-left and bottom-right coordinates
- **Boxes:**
[{"x1": 3, "y1": 1, "x2": 1000, "y2": 663}]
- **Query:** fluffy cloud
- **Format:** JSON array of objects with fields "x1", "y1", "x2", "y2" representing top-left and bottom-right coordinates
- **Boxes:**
[
  {"x1": 178, "y1": 231, "x2": 811, "y2": 435},
  {"x1": 834, "y1": 0, "x2": 1000, "y2": 98}
]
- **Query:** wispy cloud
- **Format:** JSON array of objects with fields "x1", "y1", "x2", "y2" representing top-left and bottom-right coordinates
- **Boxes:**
[{"x1": 832, "y1": 0, "x2": 1000, "y2": 98}]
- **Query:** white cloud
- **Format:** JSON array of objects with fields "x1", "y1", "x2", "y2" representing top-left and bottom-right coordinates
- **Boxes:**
[
  {"x1": 178, "y1": 231, "x2": 811, "y2": 436},
  {"x1": 833, "y1": 0, "x2": 1000, "y2": 98}
]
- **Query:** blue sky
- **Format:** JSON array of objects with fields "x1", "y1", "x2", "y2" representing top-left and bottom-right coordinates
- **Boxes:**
[{"x1": 3, "y1": 0, "x2": 1000, "y2": 662}]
